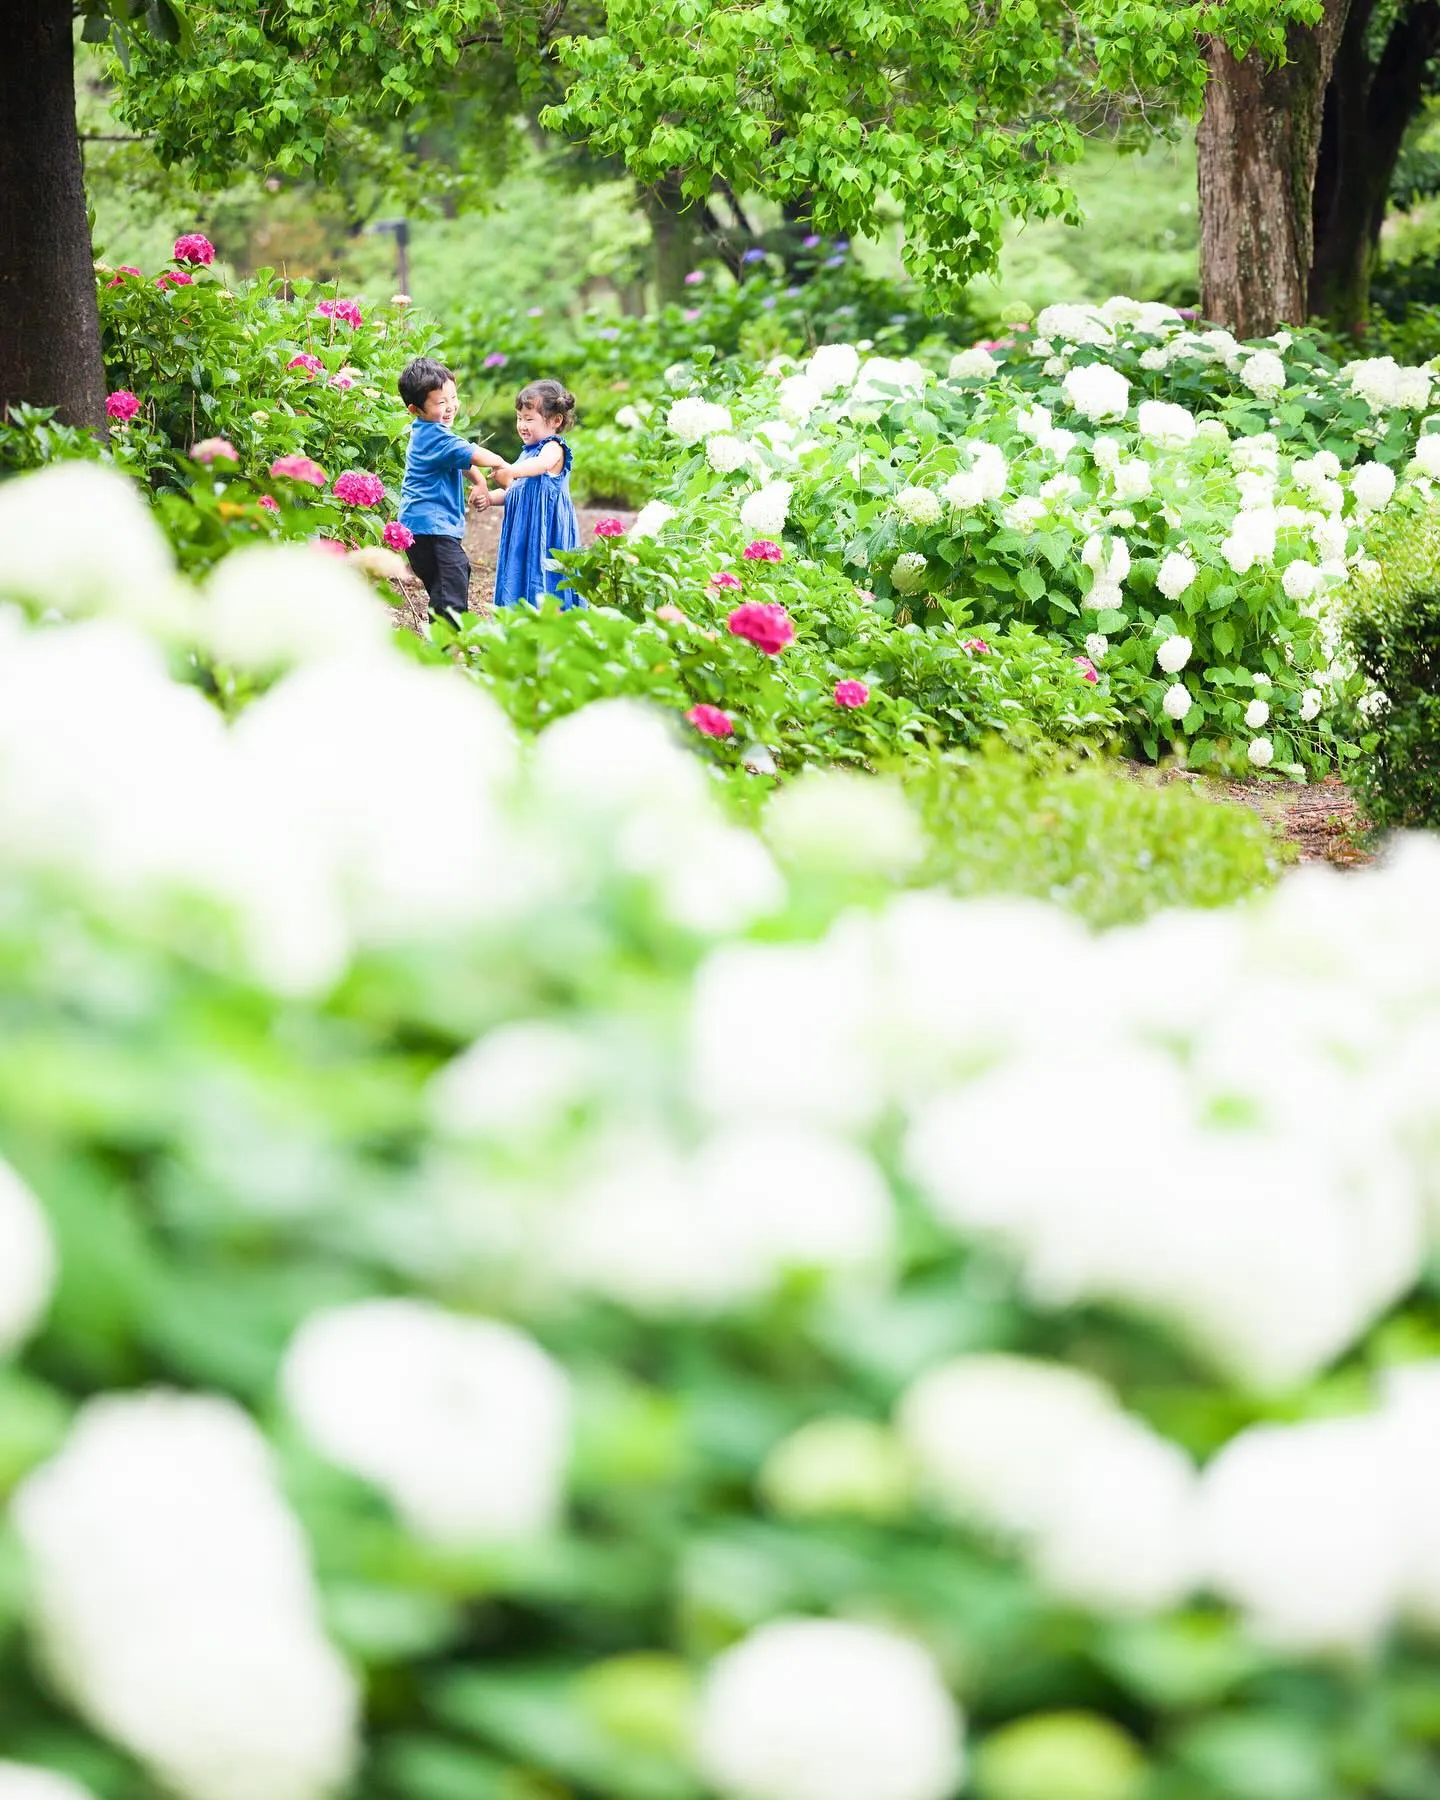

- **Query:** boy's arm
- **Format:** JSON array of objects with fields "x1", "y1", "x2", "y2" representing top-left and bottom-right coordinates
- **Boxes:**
[
  {"x1": 469, "y1": 446, "x2": 509, "y2": 471},
  {"x1": 501, "y1": 442, "x2": 565, "y2": 480}
]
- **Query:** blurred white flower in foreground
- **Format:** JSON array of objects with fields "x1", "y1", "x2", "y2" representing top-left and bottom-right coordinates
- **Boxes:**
[
  {"x1": 428, "y1": 1020, "x2": 598, "y2": 1144},
  {"x1": 696, "y1": 1618, "x2": 964, "y2": 1800},
  {"x1": 204, "y1": 546, "x2": 389, "y2": 669},
  {"x1": 13, "y1": 1392, "x2": 358, "y2": 1800},
  {"x1": 282, "y1": 1299, "x2": 571, "y2": 1544},
  {"x1": 805, "y1": 343, "x2": 860, "y2": 394},
  {"x1": 0, "y1": 1766, "x2": 97, "y2": 1800},
  {"x1": 0, "y1": 1160, "x2": 56, "y2": 1355},
  {"x1": 764, "y1": 770, "x2": 926, "y2": 878}
]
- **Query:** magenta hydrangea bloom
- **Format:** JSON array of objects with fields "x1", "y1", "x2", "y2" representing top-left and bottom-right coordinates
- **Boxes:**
[
  {"x1": 1073, "y1": 655, "x2": 1100, "y2": 683},
  {"x1": 742, "y1": 538, "x2": 784, "y2": 563},
  {"x1": 593, "y1": 517, "x2": 626, "y2": 538},
  {"x1": 962, "y1": 637, "x2": 991, "y2": 655},
  {"x1": 269, "y1": 454, "x2": 328, "y2": 488},
  {"x1": 833, "y1": 679, "x2": 870, "y2": 709},
  {"x1": 105, "y1": 266, "x2": 142, "y2": 287},
  {"x1": 258, "y1": 495, "x2": 280, "y2": 512},
  {"x1": 316, "y1": 298, "x2": 363, "y2": 328},
  {"x1": 382, "y1": 521, "x2": 415, "y2": 551},
  {"x1": 311, "y1": 539, "x2": 348, "y2": 558},
  {"x1": 173, "y1": 233, "x2": 216, "y2": 266},
  {"x1": 707, "y1": 570, "x2": 743, "y2": 592},
  {"x1": 482, "y1": 352, "x2": 508, "y2": 369},
  {"x1": 190, "y1": 437, "x2": 238, "y2": 464},
  {"x1": 287, "y1": 353, "x2": 323, "y2": 376},
  {"x1": 330, "y1": 372, "x2": 356, "y2": 390},
  {"x1": 686, "y1": 703, "x2": 733, "y2": 739},
  {"x1": 332, "y1": 470, "x2": 385, "y2": 508},
  {"x1": 105, "y1": 390, "x2": 141, "y2": 424},
  {"x1": 727, "y1": 601, "x2": 795, "y2": 655},
  {"x1": 155, "y1": 271, "x2": 193, "y2": 290}
]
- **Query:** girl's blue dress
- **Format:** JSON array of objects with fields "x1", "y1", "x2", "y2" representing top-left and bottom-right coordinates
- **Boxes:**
[{"x1": 493, "y1": 435, "x2": 581, "y2": 609}]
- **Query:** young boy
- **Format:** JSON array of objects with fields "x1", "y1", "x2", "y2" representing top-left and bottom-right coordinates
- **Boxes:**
[{"x1": 396, "y1": 357, "x2": 505, "y2": 626}]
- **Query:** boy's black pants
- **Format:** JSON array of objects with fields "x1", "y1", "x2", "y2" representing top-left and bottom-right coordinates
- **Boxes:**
[{"x1": 406, "y1": 533, "x2": 471, "y2": 624}]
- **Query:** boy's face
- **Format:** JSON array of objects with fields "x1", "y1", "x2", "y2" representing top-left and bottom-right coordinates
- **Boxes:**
[
  {"x1": 414, "y1": 378, "x2": 458, "y2": 425},
  {"x1": 515, "y1": 400, "x2": 560, "y2": 445}
]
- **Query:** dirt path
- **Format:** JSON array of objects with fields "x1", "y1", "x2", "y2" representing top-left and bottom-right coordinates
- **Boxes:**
[
  {"x1": 1152, "y1": 769, "x2": 1371, "y2": 868},
  {"x1": 391, "y1": 505, "x2": 636, "y2": 633}
]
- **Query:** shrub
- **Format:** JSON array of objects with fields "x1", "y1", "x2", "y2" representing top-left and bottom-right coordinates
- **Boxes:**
[{"x1": 1342, "y1": 500, "x2": 1440, "y2": 829}]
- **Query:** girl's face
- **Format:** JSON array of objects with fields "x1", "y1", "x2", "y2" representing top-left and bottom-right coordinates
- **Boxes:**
[
  {"x1": 516, "y1": 401, "x2": 563, "y2": 445},
  {"x1": 418, "y1": 379, "x2": 458, "y2": 426}
]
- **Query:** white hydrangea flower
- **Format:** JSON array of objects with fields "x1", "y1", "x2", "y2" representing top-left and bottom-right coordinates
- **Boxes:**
[
  {"x1": 630, "y1": 500, "x2": 677, "y2": 540},
  {"x1": 740, "y1": 480, "x2": 793, "y2": 538},
  {"x1": 805, "y1": 343, "x2": 861, "y2": 394},
  {"x1": 1240, "y1": 350, "x2": 1286, "y2": 399},
  {"x1": 1201, "y1": 1417, "x2": 1405, "y2": 1651},
  {"x1": 1139, "y1": 346, "x2": 1170, "y2": 372},
  {"x1": 1231, "y1": 432, "x2": 1279, "y2": 473},
  {"x1": 1163, "y1": 683, "x2": 1193, "y2": 721},
  {"x1": 1043, "y1": 357, "x2": 1067, "y2": 378},
  {"x1": 1300, "y1": 687, "x2": 1323, "y2": 721},
  {"x1": 1195, "y1": 417, "x2": 1231, "y2": 448},
  {"x1": 1003, "y1": 497, "x2": 1047, "y2": 534},
  {"x1": 1281, "y1": 560, "x2": 1321, "y2": 601},
  {"x1": 1156, "y1": 552, "x2": 1198, "y2": 600},
  {"x1": 0, "y1": 1159, "x2": 56, "y2": 1355},
  {"x1": 1357, "y1": 689, "x2": 1390, "y2": 718},
  {"x1": 667, "y1": 396, "x2": 733, "y2": 444},
  {"x1": 1036, "y1": 302, "x2": 1113, "y2": 346},
  {"x1": 706, "y1": 434, "x2": 751, "y2": 475},
  {"x1": 891, "y1": 551, "x2": 928, "y2": 593},
  {"x1": 1244, "y1": 698, "x2": 1271, "y2": 729},
  {"x1": 613, "y1": 404, "x2": 643, "y2": 430},
  {"x1": 1345, "y1": 355, "x2": 1433, "y2": 413},
  {"x1": 206, "y1": 548, "x2": 390, "y2": 672},
  {"x1": 948, "y1": 347, "x2": 997, "y2": 380},
  {"x1": 1248, "y1": 737, "x2": 1275, "y2": 767},
  {"x1": 696, "y1": 1618, "x2": 965, "y2": 1800},
  {"x1": 1136, "y1": 400, "x2": 1197, "y2": 446},
  {"x1": 1082, "y1": 534, "x2": 1130, "y2": 586},
  {"x1": 1043, "y1": 427, "x2": 1077, "y2": 460},
  {"x1": 941, "y1": 469, "x2": 985, "y2": 509},
  {"x1": 1156, "y1": 635, "x2": 1192, "y2": 674},
  {"x1": 282, "y1": 1299, "x2": 571, "y2": 1545},
  {"x1": 1040, "y1": 472, "x2": 1081, "y2": 503},
  {"x1": 1114, "y1": 458, "x2": 1152, "y2": 500},
  {"x1": 778, "y1": 374, "x2": 823, "y2": 421},
  {"x1": 1350, "y1": 461, "x2": 1397, "y2": 513},
  {"x1": 0, "y1": 1766, "x2": 98, "y2": 1800},
  {"x1": 1412, "y1": 432, "x2": 1440, "y2": 478},
  {"x1": 1101, "y1": 295, "x2": 1182, "y2": 333},
  {"x1": 1198, "y1": 327, "x2": 1242, "y2": 363},
  {"x1": 13, "y1": 1392, "x2": 359, "y2": 1800},
  {"x1": 1222, "y1": 509, "x2": 1278, "y2": 574},
  {"x1": 1016, "y1": 404, "x2": 1053, "y2": 442},
  {"x1": 850, "y1": 356, "x2": 928, "y2": 407},
  {"x1": 765, "y1": 771, "x2": 926, "y2": 878},
  {"x1": 1311, "y1": 513, "x2": 1349, "y2": 561},
  {"x1": 663, "y1": 361, "x2": 692, "y2": 389},
  {"x1": 1084, "y1": 633, "x2": 1108, "y2": 661},
  {"x1": 1236, "y1": 469, "x2": 1276, "y2": 510},
  {"x1": 1091, "y1": 436, "x2": 1121, "y2": 471},
  {"x1": 1291, "y1": 451, "x2": 1341, "y2": 495},
  {"x1": 893, "y1": 486, "x2": 942, "y2": 527}
]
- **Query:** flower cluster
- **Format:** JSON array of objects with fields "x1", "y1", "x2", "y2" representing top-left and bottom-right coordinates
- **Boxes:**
[
  {"x1": 105, "y1": 390, "x2": 141, "y2": 425},
  {"x1": 315, "y1": 298, "x2": 363, "y2": 328},
  {"x1": 269, "y1": 455, "x2": 328, "y2": 489},
  {"x1": 728, "y1": 602, "x2": 795, "y2": 654},
  {"x1": 172, "y1": 233, "x2": 216, "y2": 266}
]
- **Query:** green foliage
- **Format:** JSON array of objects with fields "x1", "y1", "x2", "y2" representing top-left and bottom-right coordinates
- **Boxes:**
[
  {"x1": 1342, "y1": 500, "x2": 1440, "y2": 829},
  {"x1": 905, "y1": 749, "x2": 1287, "y2": 927},
  {"x1": 549, "y1": 0, "x2": 1322, "y2": 303}
]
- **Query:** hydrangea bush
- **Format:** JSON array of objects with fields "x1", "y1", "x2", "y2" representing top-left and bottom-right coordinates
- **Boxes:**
[
  {"x1": 639, "y1": 299, "x2": 1440, "y2": 776},
  {"x1": 0, "y1": 466, "x2": 1439, "y2": 1800}
]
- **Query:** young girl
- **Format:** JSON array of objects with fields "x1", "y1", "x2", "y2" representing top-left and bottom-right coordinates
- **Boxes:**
[{"x1": 482, "y1": 380, "x2": 581, "y2": 609}]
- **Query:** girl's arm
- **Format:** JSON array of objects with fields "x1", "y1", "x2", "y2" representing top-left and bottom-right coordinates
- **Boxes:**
[{"x1": 498, "y1": 441, "x2": 565, "y2": 481}]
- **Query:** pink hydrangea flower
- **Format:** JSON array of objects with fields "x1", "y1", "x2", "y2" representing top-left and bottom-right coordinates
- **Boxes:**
[
  {"x1": 287, "y1": 353, "x2": 323, "y2": 375},
  {"x1": 962, "y1": 637, "x2": 991, "y2": 654},
  {"x1": 1073, "y1": 655, "x2": 1100, "y2": 683},
  {"x1": 269, "y1": 453, "x2": 328, "y2": 488},
  {"x1": 311, "y1": 538, "x2": 348, "y2": 558},
  {"x1": 684, "y1": 271, "x2": 705, "y2": 286},
  {"x1": 315, "y1": 298, "x2": 363, "y2": 328},
  {"x1": 482, "y1": 352, "x2": 509, "y2": 369},
  {"x1": 330, "y1": 372, "x2": 356, "y2": 390},
  {"x1": 742, "y1": 538, "x2": 784, "y2": 563},
  {"x1": 833, "y1": 679, "x2": 870, "y2": 709},
  {"x1": 707, "y1": 570, "x2": 743, "y2": 592},
  {"x1": 105, "y1": 266, "x2": 142, "y2": 287},
  {"x1": 155, "y1": 271, "x2": 193, "y2": 290},
  {"x1": 592, "y1": 516, "x2": 627, "y2": 538},
  {"x1": 655, "y1": 604, "x2": 688, "y2": 624},
  {"x1": 173, "y1": 233, "x2": 216, "y2": 266},
  {"x1": 855, "y1": 588, "x2": 876, "y2": 604},
  {"x1": 382, "y1": 521, "x2": 415, "y2": 551},
  {"x1": 191, "y1": 437, "x2": 237, "y2": 464},
  {"x1": 686, "y1": 703, "x2": 734, "y2": 739},
  {"x1": 332, "y1": 470, "x2": 386, "y2": 507},
  {"x1": 728, "y1": 601, "x2": 795, "y2": 655},
  {"x1": 105, "y1": 390, "x2": 141, "y2": 424},
  {"x1": 258, "y1": 495, "x2": 280, "y2": 512}
]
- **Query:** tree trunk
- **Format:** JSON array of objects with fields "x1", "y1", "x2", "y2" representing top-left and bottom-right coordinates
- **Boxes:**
[
  {"x1": 1197, "y1": 1, "x2": 1353, "y2": 337},
  {"x1": 1309, "y1": 0, "x2": 1440, "y2": 330},
  {"x1": 0, "y1": 0, "x2": 107, "y2": 430},
  {"x1": 642, "y1": 176, "x2": 699, "y2": 306}
]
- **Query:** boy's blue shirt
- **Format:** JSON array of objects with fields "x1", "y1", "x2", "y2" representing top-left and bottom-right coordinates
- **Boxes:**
[{"x1": 398, "y1": 418, "x2": 474, "y2": 536}]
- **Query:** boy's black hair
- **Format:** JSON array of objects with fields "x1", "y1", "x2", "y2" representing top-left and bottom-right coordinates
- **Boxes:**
[
  {"x1": 516, "y1": 379, "x2": 576, "y2": 431},
  {"x1": 398, "y1": 356, "x2": 455, "y2": 410}
]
